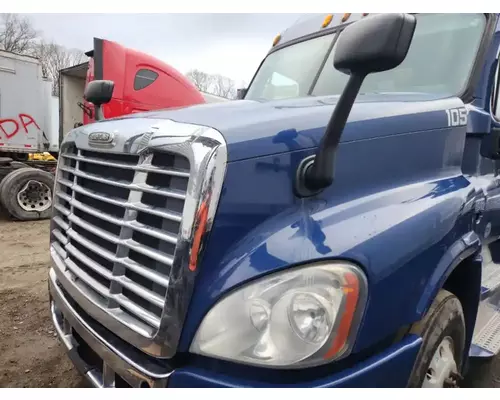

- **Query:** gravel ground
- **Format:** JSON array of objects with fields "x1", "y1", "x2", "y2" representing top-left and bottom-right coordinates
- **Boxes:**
[{"x1": 0, "y1": 215, "x2": 88, "y2": 388}]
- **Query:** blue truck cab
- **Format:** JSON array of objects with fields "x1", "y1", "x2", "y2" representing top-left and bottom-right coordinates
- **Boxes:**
[{"x1": 48, "y1": 13, "x2": 500, "y2": 388}]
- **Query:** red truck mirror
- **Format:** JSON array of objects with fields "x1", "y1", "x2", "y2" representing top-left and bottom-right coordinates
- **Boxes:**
[{"x1": 83, "y1": 79, "x2": 115, "y2": 121}]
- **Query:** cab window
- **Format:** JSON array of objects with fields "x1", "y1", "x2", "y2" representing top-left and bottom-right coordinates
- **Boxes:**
[
  {"x1": 245, "y1": 34, "x2": 334, "y2": 101},
  {"x1": 134, "y1": 68, "x2": 159, "y2": 91},
  {"x1": 313, "y1": 13, "x2": 486, "y2": 97}
]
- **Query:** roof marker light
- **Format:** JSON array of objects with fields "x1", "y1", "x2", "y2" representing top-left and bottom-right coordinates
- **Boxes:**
[
  {"x1": 342, "y1": 13, "x2": 351, "y2": 23},
  {"x1": 273, "y1": 34, "x2": 281, "y2": 47},
  {"x1": 322, "y1": 14, "x2": 333, "y2": 28},
  {"x1": 363, "y1": 13, "x2": 369, "y2": 17}
]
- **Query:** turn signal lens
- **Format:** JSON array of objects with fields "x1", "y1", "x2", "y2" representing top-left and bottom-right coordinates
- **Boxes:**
[
  {"x1": 322, "y1": 14, "x2": 333, "y2": 28},
  {"x1": 188, "y1": 198, "x2": 209, "y2": 272}
]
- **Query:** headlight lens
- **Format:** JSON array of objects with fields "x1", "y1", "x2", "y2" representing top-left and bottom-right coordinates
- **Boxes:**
[{"x1": 190, "y1": 261, "x2": 367, "y2": 368}]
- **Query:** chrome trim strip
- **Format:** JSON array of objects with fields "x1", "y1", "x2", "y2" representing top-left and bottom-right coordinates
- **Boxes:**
[
  {"x1": 49, "y1": 268, "x2": 171, "y2": 388},
  {"x1": 51, "y1": 118, "x2": 228, "y2": 358},
  {"x1": 62, "y1": 153, "x2": 191, "y2": 178},
  {"x1": 59, "y1": 164, "x2": 187, "y2": 200}
]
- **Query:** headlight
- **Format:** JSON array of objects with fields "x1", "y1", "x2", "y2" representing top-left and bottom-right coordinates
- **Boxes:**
[{"x1": 190, "y1": 261, "x2": 367, "y2": 368}]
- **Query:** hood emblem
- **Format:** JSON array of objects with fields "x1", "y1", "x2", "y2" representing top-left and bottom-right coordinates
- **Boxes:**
[{"x1": 88, "y1": 131, "x2": 114, "y2": 146}]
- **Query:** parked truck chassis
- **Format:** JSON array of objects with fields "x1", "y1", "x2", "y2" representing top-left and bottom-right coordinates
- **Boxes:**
[{"x1": 0, "y1": 158, "x2": 56, "y2": 220}]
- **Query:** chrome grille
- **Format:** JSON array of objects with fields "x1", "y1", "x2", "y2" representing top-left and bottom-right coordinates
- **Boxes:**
[{"x1": 51, "y1": 145, "x2": 190, "y2": 337}]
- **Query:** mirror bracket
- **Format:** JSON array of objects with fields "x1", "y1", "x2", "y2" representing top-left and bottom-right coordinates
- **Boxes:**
[
  {"x1": 295, "y1": 155, "x2": 323, "y2": 197},
  {"x1": 301, "y1": 73, "x2": 365, "y2": 195},
  {"x1": 294, "y1": 13, "x2": 416, "y2": 197}
]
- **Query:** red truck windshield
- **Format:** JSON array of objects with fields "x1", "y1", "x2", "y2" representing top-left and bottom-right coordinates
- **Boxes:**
[{"x1": 246, "y1": 13, "x2": 487, "y2": 101}]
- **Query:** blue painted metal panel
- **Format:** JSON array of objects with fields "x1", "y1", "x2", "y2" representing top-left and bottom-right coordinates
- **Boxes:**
[
  {"x1": 139, "y1": 94, "x2": 464, "y2": 162},
  {"x1": 177, "y1": 108, "x2": 479, "y2": 353},
  {"x1": 169, "y1": 335, "x2": 422, "y2": 388}
]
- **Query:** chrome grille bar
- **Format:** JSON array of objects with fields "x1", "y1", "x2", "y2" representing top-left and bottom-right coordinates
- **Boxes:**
[
  {"x1": 50, "y1": 119, "x2": 227, "y2": 359},
  {"x1": 63, "y1": 153, "x2": 190, "y2": 178},
  {"x1": 51, "y1": 146, "x2": 187, "y2": 337},
  {"x1": 56, "y1": 182, "x2": 183, "y2": 223},
  {"x1": 59, "y1": 165, "x2": 187, "y2": 200}
]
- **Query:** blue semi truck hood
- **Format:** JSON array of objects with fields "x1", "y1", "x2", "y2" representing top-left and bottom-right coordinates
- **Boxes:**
[{"x1": 119, "y1": 93, "x2": 466, "y2": 162}]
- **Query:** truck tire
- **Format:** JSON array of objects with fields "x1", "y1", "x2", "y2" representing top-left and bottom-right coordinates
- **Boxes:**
[
  {"x1": 0, "y1": 174, "x2": 7, "y2": 197},
  {"x1": 0, "y1": 167, "x2": 55, "y2": 221},
  {"x1": 407, "y1": 289, "x2": 466, "y2": 388}
]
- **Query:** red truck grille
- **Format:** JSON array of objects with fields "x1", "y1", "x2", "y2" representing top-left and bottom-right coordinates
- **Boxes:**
[{"x1": 51, "y1": 145, "x2": 190, "y2": 337}]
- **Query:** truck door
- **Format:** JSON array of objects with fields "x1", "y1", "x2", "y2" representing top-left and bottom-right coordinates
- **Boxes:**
[
  {"x1": 464, "y1": 30, "x2": 500, "y2": 303},
  {"x1": 481, "y1": 38, "x2": 500, "y2": 244}
]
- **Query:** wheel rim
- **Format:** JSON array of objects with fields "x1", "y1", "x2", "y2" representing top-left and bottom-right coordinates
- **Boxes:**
[
  {"x1": 422, "y1": 336, "x2": 459, "y2": 388},
  {"x1": 16, "y1": 180, "x2": 52, "y2": 212}
]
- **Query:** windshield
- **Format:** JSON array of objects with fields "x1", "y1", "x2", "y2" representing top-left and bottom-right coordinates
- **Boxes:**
[
  {"x1": 245, "y1": 33, "x2": 335, "y2": 100},
  {"x1": 246, "y1": 13, "x2": 487, "y2": 101}
]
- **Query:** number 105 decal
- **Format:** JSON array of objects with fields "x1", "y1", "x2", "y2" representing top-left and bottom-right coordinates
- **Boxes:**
[{"x1": 445, "y1": 108, "x2": 468, "y2": 127}]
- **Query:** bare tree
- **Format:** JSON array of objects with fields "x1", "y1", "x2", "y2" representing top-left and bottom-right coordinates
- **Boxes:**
[
  {"x1": 34, "y1": 41, "x2": 87, "y2": 95},
  {"x1": 186, "y1": 69, "x2": 214, "y2": 92},
  {"x1": 212, "y1": 74, "x2": 236, "y2": 99},
  {"x1": 0, "y1": 14, "x2": 86, "y2": 95},
  {"x1": 186, "y1": 69, "x2": 237, "y2": 99},
  {"x1": 0, "y1": 13, "x2": 39, "y2": 54}
]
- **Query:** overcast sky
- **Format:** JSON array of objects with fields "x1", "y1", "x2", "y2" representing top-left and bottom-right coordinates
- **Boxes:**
[{"x1": 25, "y1": 13, "x2": 309, "y2": 87}]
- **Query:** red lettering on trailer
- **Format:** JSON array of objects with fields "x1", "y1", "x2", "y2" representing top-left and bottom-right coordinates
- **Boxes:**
[
  {"x1": 0, "y1": 118, "x2": 20, "y2": 139},
  {"x1": 19, "y1": 114, "x2": 41, "y2": 133},
  {"x1": 0, "y1": 114, "x2": 41, "y2": 139}
]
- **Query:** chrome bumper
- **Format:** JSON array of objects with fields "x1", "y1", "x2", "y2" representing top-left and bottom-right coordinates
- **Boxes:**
[{"x1": 48, "y1": 267, "x2": 172, "y2": 388}]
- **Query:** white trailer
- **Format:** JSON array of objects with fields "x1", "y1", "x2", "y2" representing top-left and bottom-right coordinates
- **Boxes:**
[
  {"x1": 0, "y1": 50, "x2": 53, "y2": 160},
  {"x1": 0, "y1": 50, "x2": 56, "y2": 220}
]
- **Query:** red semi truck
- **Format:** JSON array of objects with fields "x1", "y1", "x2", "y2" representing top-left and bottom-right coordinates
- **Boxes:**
[
  {"x1": 0, "y1": 37, "x2": 222, "y2": 221},
  {"x1": 59, "y1": 37, "x2": 208, "y2": 140}
]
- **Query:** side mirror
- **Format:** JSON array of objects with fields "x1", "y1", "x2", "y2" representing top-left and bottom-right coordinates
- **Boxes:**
[
  {"x1": 84, "y1": 79, "x2": 114, "y2": 121},
  {"x1": 297, "y1": 13, "x2": 417, "y2": 196},
  {"x1": 236, "y1": 88, "x2": 247, "y2": 100},
  {"x1": 334, "y1": 13, "x2": 417, "y2": 76}
]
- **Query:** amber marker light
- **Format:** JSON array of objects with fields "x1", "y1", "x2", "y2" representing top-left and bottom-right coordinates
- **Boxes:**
[
  {"x1": 189, "y1": 199, "x2": 209, "y2": 272},
  {"x1": 322, "y1": 14, "x2": 333, "y2": 28},
  {"x1": 324, "y1": 271, "x2": 360, "y2": 359},
  {"x1": 342, "y1": 13, "x2": 351, "y2": 23}
]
